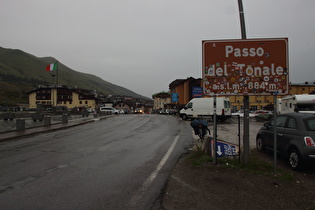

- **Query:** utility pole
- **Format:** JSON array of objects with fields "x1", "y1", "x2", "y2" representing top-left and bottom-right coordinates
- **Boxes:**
[{"x1": 237, "y1": 0, "x2": 250, "y2": 163}]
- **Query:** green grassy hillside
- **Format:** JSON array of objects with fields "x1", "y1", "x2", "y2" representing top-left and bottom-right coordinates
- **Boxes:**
[{"x1": 0, "y1": 46, "x2": 147, "y2": 105}]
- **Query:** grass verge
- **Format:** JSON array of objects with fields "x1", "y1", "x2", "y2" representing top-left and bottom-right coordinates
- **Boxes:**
[{"x1": 188, "y1": 149, "x2": 295, "y2": 182}]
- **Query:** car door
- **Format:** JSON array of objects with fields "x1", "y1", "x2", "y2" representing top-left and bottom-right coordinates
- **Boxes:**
[
  {"x1": 277, "y1": 116, "x2": 298, "y2": 155},
  {"x1": 263, "y1": 115, "x2": 288, "y2": 150}
]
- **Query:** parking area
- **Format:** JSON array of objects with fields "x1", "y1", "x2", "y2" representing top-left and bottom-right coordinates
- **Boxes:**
[{"x1": 187, "y1": 116, "x2": 265, "y2": 150}]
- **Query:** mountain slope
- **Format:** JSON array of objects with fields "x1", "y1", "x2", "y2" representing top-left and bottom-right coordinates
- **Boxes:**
[{"x1": 0, "y1": 46, "x2": 148, "y2": 105}]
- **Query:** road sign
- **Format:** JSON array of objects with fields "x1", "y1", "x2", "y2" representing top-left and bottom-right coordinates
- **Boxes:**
[
  {"x1": 172, "y1": 93, "x2": 178, "y2": 102},
  {"x1": 216, "y1": 141, "x2": 238, "y2": 158},
  {"x1": 192, "y1": 87, "x2": 203, "y2": 98},
  {"x1": 202, "y1": 38, "x2": 289, "y2": 96}
]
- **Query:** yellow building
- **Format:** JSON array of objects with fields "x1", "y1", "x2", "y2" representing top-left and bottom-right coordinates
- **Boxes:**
[
  {"x1": 230, "y1": 82, "x2": 315, "y2": 111},
  {"x1": 152, "y1": 92, "x2": 171, "y2": 111},
  {"x1": 28, "y1": 85, "x2": 98, "y2": 110}
]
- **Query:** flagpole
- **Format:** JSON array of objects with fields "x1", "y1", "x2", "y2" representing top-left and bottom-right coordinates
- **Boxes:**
[{"x1": 56, "y1": 61, "x2": 59, "y2": 87}]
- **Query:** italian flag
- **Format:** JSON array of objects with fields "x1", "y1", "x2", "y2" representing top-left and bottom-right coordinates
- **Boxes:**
[{"x1": 46, "y1": 62, "x2": 58, "y2": 71}]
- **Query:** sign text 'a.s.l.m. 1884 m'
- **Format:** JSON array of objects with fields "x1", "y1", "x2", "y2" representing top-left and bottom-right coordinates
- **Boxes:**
[{"x1": 202, "y1": 38, "x2": 289, "y2": 96}]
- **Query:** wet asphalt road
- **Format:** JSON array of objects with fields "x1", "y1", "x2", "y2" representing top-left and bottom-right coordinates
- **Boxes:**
[{"x1": 0, "y1": 114, "x2": 192, "y2": 209}]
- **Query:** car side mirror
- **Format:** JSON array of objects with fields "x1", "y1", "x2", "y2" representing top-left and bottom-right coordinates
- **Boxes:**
[
  {"x1": 264, "y1": 122, "x2": 271, "y2": 129},
  {"x1": 184, "y1": 107, "x2": 188, "y2": 110}
]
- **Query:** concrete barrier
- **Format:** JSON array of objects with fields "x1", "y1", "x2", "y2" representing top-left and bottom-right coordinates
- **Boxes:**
[
  {"x1": 62, "y1": 114, "x2": 68, "y2": 124},
  {"x1": 16, "y1": 118, "x2": 25, "y2": 130},
  {"x1": 44, "y1": 116, "x2": 51, "y2": 126}
]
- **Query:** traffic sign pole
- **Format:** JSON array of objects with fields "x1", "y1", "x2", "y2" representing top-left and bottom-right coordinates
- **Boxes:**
[
  {"x1": 273, "y1": 94, "x2": 278, "y2": 174},
  {"x1": 238, "y1": 0, "x2": 250, "y2": 164},
  {"x1": 213, "y1": 95, "x2": 217, "y2": 164}
]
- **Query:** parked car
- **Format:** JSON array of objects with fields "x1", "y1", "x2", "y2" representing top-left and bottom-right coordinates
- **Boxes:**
[
  {"x1": 252, "y1": 110, "x2": 270, "y2": 115},
  {"x1": 232, "y1": 110, "x2": 256, "y2": 118},
  {"x1": 100, "y1": 107, "x2": 119, "y2": 115},
  {"x1": 166, "y1": 109, "x2": 177, "y2": 115},
  {"x1": 87, "y1": 108, "x2": 95, "y2": 113},
  {"x1": 256, "y1": 113, "x2": 315, "y2": 170}
]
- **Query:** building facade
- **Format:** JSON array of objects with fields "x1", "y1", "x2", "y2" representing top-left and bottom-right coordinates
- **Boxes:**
[
  {"x1": 28, "y1": 85, "x2": 98, "y2": 110},
  {"x1": 152, "y1": 92, "x2": 171, "y2": 111},
  {"x1": 168, "y1": 78, "x2": 315, "y2": 112},
  {"x1": 169, "y1": 77, "x2": 202, "y2": 108}
]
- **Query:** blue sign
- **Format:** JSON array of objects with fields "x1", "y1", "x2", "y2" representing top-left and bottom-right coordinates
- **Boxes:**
[
  {"x1": 216, "y1": 141, "x2": 238, "y2": 157},
  {"x1": 192, "y1": 87, "x2": 203, "y2": 98},
  {"x1": 172, "y1": 93, "x2": 178, "y2": 102}
]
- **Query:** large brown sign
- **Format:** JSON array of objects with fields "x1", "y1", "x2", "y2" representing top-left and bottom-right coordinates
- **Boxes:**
[{"x1": 202, "y1": 38, "x2": 289, "y2": 96}]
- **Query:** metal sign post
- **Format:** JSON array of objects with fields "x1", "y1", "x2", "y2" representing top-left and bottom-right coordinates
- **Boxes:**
[
  {"x1": 238, "y1": 0, "x2": 249, "y2": 163},
  {"x1": 273, "y1": 93, "x2": 278, "y2": 174},
  {"x1": 213, "y1": 95, "x2": 217, "y2": 164}
]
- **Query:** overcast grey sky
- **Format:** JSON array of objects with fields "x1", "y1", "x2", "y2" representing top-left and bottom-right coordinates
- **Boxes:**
[{"x1": 1, "y1": 0, "x2": 314, "y2": 97}]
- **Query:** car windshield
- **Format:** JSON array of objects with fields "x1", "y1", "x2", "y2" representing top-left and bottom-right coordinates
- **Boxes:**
[{"x1": 305, "y1": 118, "x2": 315, "y2": 131}]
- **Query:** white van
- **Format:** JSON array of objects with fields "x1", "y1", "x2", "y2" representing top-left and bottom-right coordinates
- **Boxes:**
[{"x1": 179, "y1": 97, "x2": 231, "y2": 121}]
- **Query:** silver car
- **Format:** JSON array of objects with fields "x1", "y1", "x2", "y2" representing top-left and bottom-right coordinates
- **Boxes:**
[{"x1": 256, "y1": 113, "x2": 315, "y2": 170}]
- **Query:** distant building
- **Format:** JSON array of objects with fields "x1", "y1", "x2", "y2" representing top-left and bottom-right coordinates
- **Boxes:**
[
  {"x1": 114, "y1": 101, "x2": 133, "y2": 113},
  {"x1": 144, "y1": 102, "x2": 154, "y2": 114},
  {"x1": 289, "y1": 82, "x2": 315, "y2": 95},
  {"x1": 28, "y1": 85, "x2": 98, "y2": 110},
  {"x1": 169, "y1": 77, "x2": 202, "y2": 108},
  {"x1": 152, "y1": 92, "x2": 171, "y2": 112}
]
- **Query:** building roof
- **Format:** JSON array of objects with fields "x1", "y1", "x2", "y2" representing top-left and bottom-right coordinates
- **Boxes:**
[
  {"x1": 290, "y1": 82, "x2": 315, "y2": 86},
  {"x1": 153, "y1": 92, "x2": 170, "y2": 98},
  {"x1": 169, "y1": 77, "x2": 201, "y2": 89},
  {"x1": 28, "y1": 85, "x2": 98, "y2": 100}
]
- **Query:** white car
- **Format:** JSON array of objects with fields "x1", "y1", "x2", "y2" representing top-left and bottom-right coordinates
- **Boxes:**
[
  {"x1": 232, "y1": 110, "x2": 256, "y2": 118},
  {"x1": 100, "y1": 107, "x2": 119, "y2": 115}
]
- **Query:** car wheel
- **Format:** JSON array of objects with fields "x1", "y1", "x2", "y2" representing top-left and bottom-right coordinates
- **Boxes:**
[
  {"x1": 182, "y1": 115, "x2": 188, "y2": 121},
  {"x1": 288, "y1": 149, "x2": 302, "y2": 170},
  {"x1": 256, "y1": 137, "x2": 264, "y2": 152}
]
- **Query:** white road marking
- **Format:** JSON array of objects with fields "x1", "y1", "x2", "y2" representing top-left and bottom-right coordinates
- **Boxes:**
[{"x1": 129, "y1": 135, "x2": 180, "y2": 207}]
